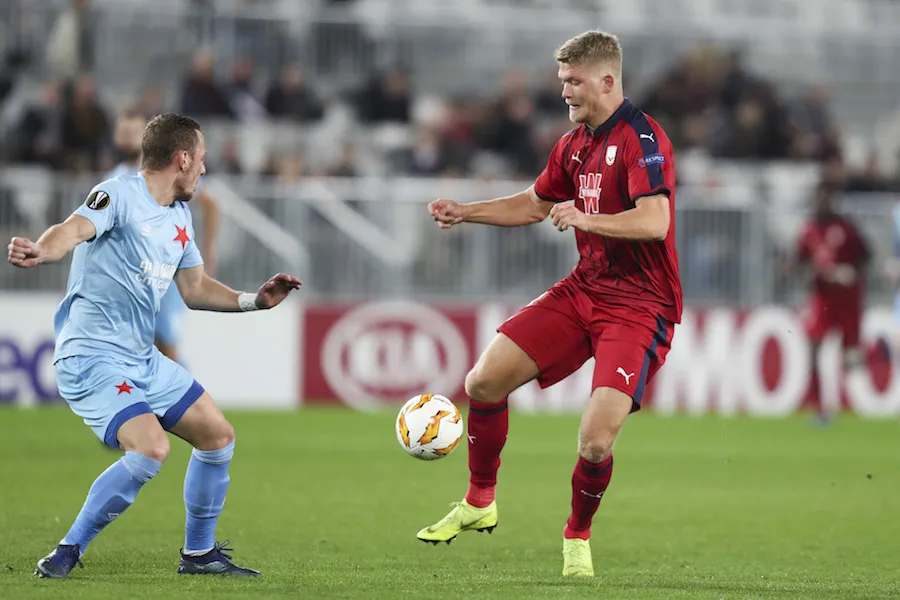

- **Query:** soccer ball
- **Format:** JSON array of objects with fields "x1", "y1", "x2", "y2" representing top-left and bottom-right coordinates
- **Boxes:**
[{"x1": 395, "y1": 394, "x2": 464, "y2": 460}]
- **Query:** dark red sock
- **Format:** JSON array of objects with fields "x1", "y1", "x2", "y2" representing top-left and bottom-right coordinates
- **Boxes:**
[
  {"x1": 809, "y1": 367, "x2": 823, "y2": 413},
  {"x1": 564, "y1": 455, "x2": 613, "y2": 540},
  {"x1": 464, "y1": 399, "x2": 508, "y2": 508}
]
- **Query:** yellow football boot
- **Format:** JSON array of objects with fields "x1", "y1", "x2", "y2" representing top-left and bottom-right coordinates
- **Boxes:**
[
  {"x1": 562, "y1": 538, "x2": 594, "y2": 577},
  {"x1": 416, "y1": 500, "x2": 498, "y2": 544}
]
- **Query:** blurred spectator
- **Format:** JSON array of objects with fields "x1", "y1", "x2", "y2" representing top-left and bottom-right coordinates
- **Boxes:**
[
  {"x1": 264, "y1": 66, "x2": 324, "y2": 122},
  {"x1": 59, "y1": 74, "x2": 110, "y2": 172},
  {"x1": 845, "y1": 151, "x2": 892, "y2": 193},
  {"x1": 137, "y1": 87, "x2": 166, "y2": 118},
  {"x1": 718, "y1": 49, "x2": 757, "y2": 111},
  {"x1": 396, "y1": 126, "x2": 454, "y2": 176},
  {"x1": 476, "y1": 95, "x2": 538, "y2": 176},
  {"x1": 215, "y1": 138, "x2": 244, "y2": 175},
  {"x1": 11, "y1": 81, "x2": 62, "y2": 168},
  {"x1": 534, "y1": 70, "x2": 562, "y2": 117},
  {"x1": 46, "y1": 0, "x2": 93, "y2": 80},
  {"x1": 180, "y1": 50, "x2": 235, "y2": 119},
  {"x1": 227, "y1": 57, "x2": 267, "y2": 121},
  {"x1": 355, "y1": 70, "x2": 411, "y2": 124},
  {"x1": 792, "y1": 84, "x2": 832, "y2": 142},
  {"x1": 327, "y1": 141, "x2": 359, "y2": 177}
]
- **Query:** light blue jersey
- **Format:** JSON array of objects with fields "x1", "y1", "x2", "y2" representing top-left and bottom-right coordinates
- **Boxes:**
[
  {"x1": 53, "y1": 174, "x2": 204, "y2": 364},
  {"x1": 100, "y1": 163, "x2": 200, "y2": 349}
]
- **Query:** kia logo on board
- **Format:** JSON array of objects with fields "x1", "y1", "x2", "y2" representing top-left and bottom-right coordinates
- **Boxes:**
[{"x1": 320, "y1": 301, "x2": 469, "y2": 411}]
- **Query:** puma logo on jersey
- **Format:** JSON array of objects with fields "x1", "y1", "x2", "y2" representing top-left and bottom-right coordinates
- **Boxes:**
[
  {"x1": 640, "y1": 133, "x2": 656, "y2": 143},
  {"x1": 571, "y1": 151, "x2": 582, "y2": 164},
  {"x1": 617, "y1": 367, "x2": 635, "y2": 385}
]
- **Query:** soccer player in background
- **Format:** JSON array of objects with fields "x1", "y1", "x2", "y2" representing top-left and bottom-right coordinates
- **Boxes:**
[
  {"x1": 7, "y1": 113, "x2": 301, "y2": 578},
  {"x1": 884, "y1": 201, "x2": 900, "y2": 360},
  {"x1": 106, "y1": 107, "x2": 221, "y2": 364},
  {"x1": 419, "y1": 30, "x2": 681, "y2": 577},
  {"x1": 789, "y1": 181, "x2": 871, "y2": 424}
]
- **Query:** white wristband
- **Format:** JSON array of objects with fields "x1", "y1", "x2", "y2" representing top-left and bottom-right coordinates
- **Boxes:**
[{"x1": 237, "y1": 293, "x2": 259, "y2": 312}]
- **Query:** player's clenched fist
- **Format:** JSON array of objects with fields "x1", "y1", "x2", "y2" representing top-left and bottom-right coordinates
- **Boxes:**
[
  {"x1": 428, "y1": 198, "x2": 464, "y2": 229},
  {"x1": 7, "y1": 237, "x2": 42, "y2": 268},
  {"x1": 549, "y1": 202, "x2": 588, "y2": 233}
]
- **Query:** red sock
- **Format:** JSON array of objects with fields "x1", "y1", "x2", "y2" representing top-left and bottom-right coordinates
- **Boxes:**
[
  {"x1": 464, "y1": 399, "x2": 508, "y2": 508},
  {"x1": 809, "y1": 367, "x2": 822, "y2": 413},
  {"x1": 564, "y1": 455, "x2": 614, "y2": 540}
]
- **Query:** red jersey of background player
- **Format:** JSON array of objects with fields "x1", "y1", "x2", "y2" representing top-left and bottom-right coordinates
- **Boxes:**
[
  {"x1": 797, "y1": 210, "x2": 870, "y2": 304},
  {"x1": 533, "y1": 99, "x2": 682, "y2": 323}
]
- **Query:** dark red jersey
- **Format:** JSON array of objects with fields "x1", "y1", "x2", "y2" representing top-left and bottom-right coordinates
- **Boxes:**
[
  {"x1": 797, "y1": 214, "x2": 870, "y2": 300},
  {"x1": 533, "y1": 99, "x2": 682, "y2": 323}
]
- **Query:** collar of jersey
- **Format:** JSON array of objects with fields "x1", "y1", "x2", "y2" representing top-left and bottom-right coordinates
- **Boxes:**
[{"x1": 585, "y1": 98, "x2": 638, "y2": 137}]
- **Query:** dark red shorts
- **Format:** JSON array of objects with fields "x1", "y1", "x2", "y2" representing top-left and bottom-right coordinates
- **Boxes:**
[
  {"x1": 803, "y1": 292, "x2": 862, "y2": 347},
  {"x1": 497, "y1": 277, "x2": 675, "y2": 411}
]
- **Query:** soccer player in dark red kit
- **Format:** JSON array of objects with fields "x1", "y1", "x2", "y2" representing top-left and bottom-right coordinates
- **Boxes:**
[
  {"x1": 791, "y1": 181, "x2": 870, "y2": 424},
  {"x1": 416, "y1": 30, "x2": 681, "y2": 577}
]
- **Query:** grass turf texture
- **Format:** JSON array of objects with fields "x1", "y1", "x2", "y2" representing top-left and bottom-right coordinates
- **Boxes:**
[{"x1": 0, "y1": 406, "x2": 898, "y2": 600}]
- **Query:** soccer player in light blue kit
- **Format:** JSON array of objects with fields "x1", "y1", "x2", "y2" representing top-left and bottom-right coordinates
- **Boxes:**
[
  {"x1": 7, "y1": 113, "x2": 301, "y2": 579},
  {"x1": 107, "y1": 108, "x2": 221, "y2": 364}
]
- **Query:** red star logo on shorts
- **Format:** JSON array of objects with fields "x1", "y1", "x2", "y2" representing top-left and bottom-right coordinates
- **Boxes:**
[
  {"x1": 115, "y1": 381, "x2": 133, "y2": 395},
  {"x1": 173, "y1": 225, "x2": 190, "y2": 249}
]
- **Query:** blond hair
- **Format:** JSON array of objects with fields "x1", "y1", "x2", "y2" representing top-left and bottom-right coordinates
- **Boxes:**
[{"x1": 555, "y1": 30, "x2": 622, "y2": 71}]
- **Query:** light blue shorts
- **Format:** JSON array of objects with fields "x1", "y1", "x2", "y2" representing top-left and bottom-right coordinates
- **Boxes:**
[
  {"x1": 155, "y1": 286, "x2": 187, "y2": 346},
  {"x1": 55, "y1": 349, "x2": 204, "y2": 448}
]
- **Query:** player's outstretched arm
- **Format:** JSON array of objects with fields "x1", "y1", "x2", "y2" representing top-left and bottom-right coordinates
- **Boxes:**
[
  {"x1": 549, "y1": 194, "x2": 670, "y2": 241},
  {"x1": 428, "y1": 186, "x2": 553, "y2": 229},
  {"x1": 7, "y1": 215, "x2": 97, "y2": 268},
  {"x1": 174, "y1": 266, "x2": 302, "y2": 312}
]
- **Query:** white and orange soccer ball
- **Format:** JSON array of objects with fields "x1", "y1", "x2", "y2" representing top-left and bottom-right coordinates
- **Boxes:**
[{"x1": 395, "y1": 394, "x2": 464, "y2": 460}]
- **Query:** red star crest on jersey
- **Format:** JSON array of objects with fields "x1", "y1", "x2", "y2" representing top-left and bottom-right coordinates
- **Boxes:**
[
  {"x1": 115, "y1": 381, "x2": 134, "y2": 395},
  {"x1": 173, "y1": 225, "x2": 190, "y2": 249}
]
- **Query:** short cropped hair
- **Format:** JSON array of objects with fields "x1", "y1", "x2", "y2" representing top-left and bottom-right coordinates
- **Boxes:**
[
  {"x1": 141, "y1": 113, "x2": 202, "y2": 171},
  {"x1": 555, "y1": 30, "x2": 622, "y2": 70}
]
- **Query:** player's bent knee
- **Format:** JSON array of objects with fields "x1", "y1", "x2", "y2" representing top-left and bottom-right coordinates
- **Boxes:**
[
  {"x1": 578, "y1": 436, "x2": 613, "y2": 464},
  {"x1": 464, "y1": 368, "x2": 504, "y2": 403},
  {"x1": 464, "y1": 334, "x2": 539, "y2": 402},
  {"x1": 128, "y1": 432, "x2": 170, "y2": 463},
  {"x1": 193, "y1": 417, "x2": 235, "y2": 452},
  {"x1": 214, "y1": 419, "x2": 236, "y2": 449},
  {"x1": 117, "y1": 413, "x2": 171, "y2": 463}
]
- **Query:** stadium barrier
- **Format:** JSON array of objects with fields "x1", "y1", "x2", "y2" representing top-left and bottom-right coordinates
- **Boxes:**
[
  {"x1": 302, "y1": 300, "x2": 900, "y2": 417},
  {"x1": 0, "y1": 293, "x2": 299, "y2": 409},
  {"x1": 3, "y1": 296, "x2": 898, "y2": 416}
]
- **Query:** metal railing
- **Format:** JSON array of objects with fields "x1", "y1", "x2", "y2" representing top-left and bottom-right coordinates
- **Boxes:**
[{"x1": 1, "y1": 167, "x2": 898, "y2": 308}]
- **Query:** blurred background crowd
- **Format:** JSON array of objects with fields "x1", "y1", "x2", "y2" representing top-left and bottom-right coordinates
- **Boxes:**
[
  {"x1": 1, "y1": 0, "x2": 900, "y2": 305},
  {"x1": 2, "y1": 0, "x2": 899, "y2": 187}
]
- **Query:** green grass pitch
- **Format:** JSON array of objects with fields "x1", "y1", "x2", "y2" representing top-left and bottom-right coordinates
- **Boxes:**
[{"x1": 0, "y1": 406, "x2": 898, "y2": 599}]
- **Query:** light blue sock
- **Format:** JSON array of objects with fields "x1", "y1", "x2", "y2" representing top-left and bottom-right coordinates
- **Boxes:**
[
  {"x1": 62, "y1": 451, "x2": 162, "y2": 552},
  {"x1": 183, "y1": 441, "x2": 234, "y2": 553}
]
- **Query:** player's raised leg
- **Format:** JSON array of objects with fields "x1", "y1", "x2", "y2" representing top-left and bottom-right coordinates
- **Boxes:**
[
  {"x1": 167, "y1": 391, "x2": 258, "y2": 576},
  {"x1": 416, "y1": 333, "x2": 540, "y2": 544},
  {"x1": 36, "y1": 411, "x2": 168, "y2": 579}
]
